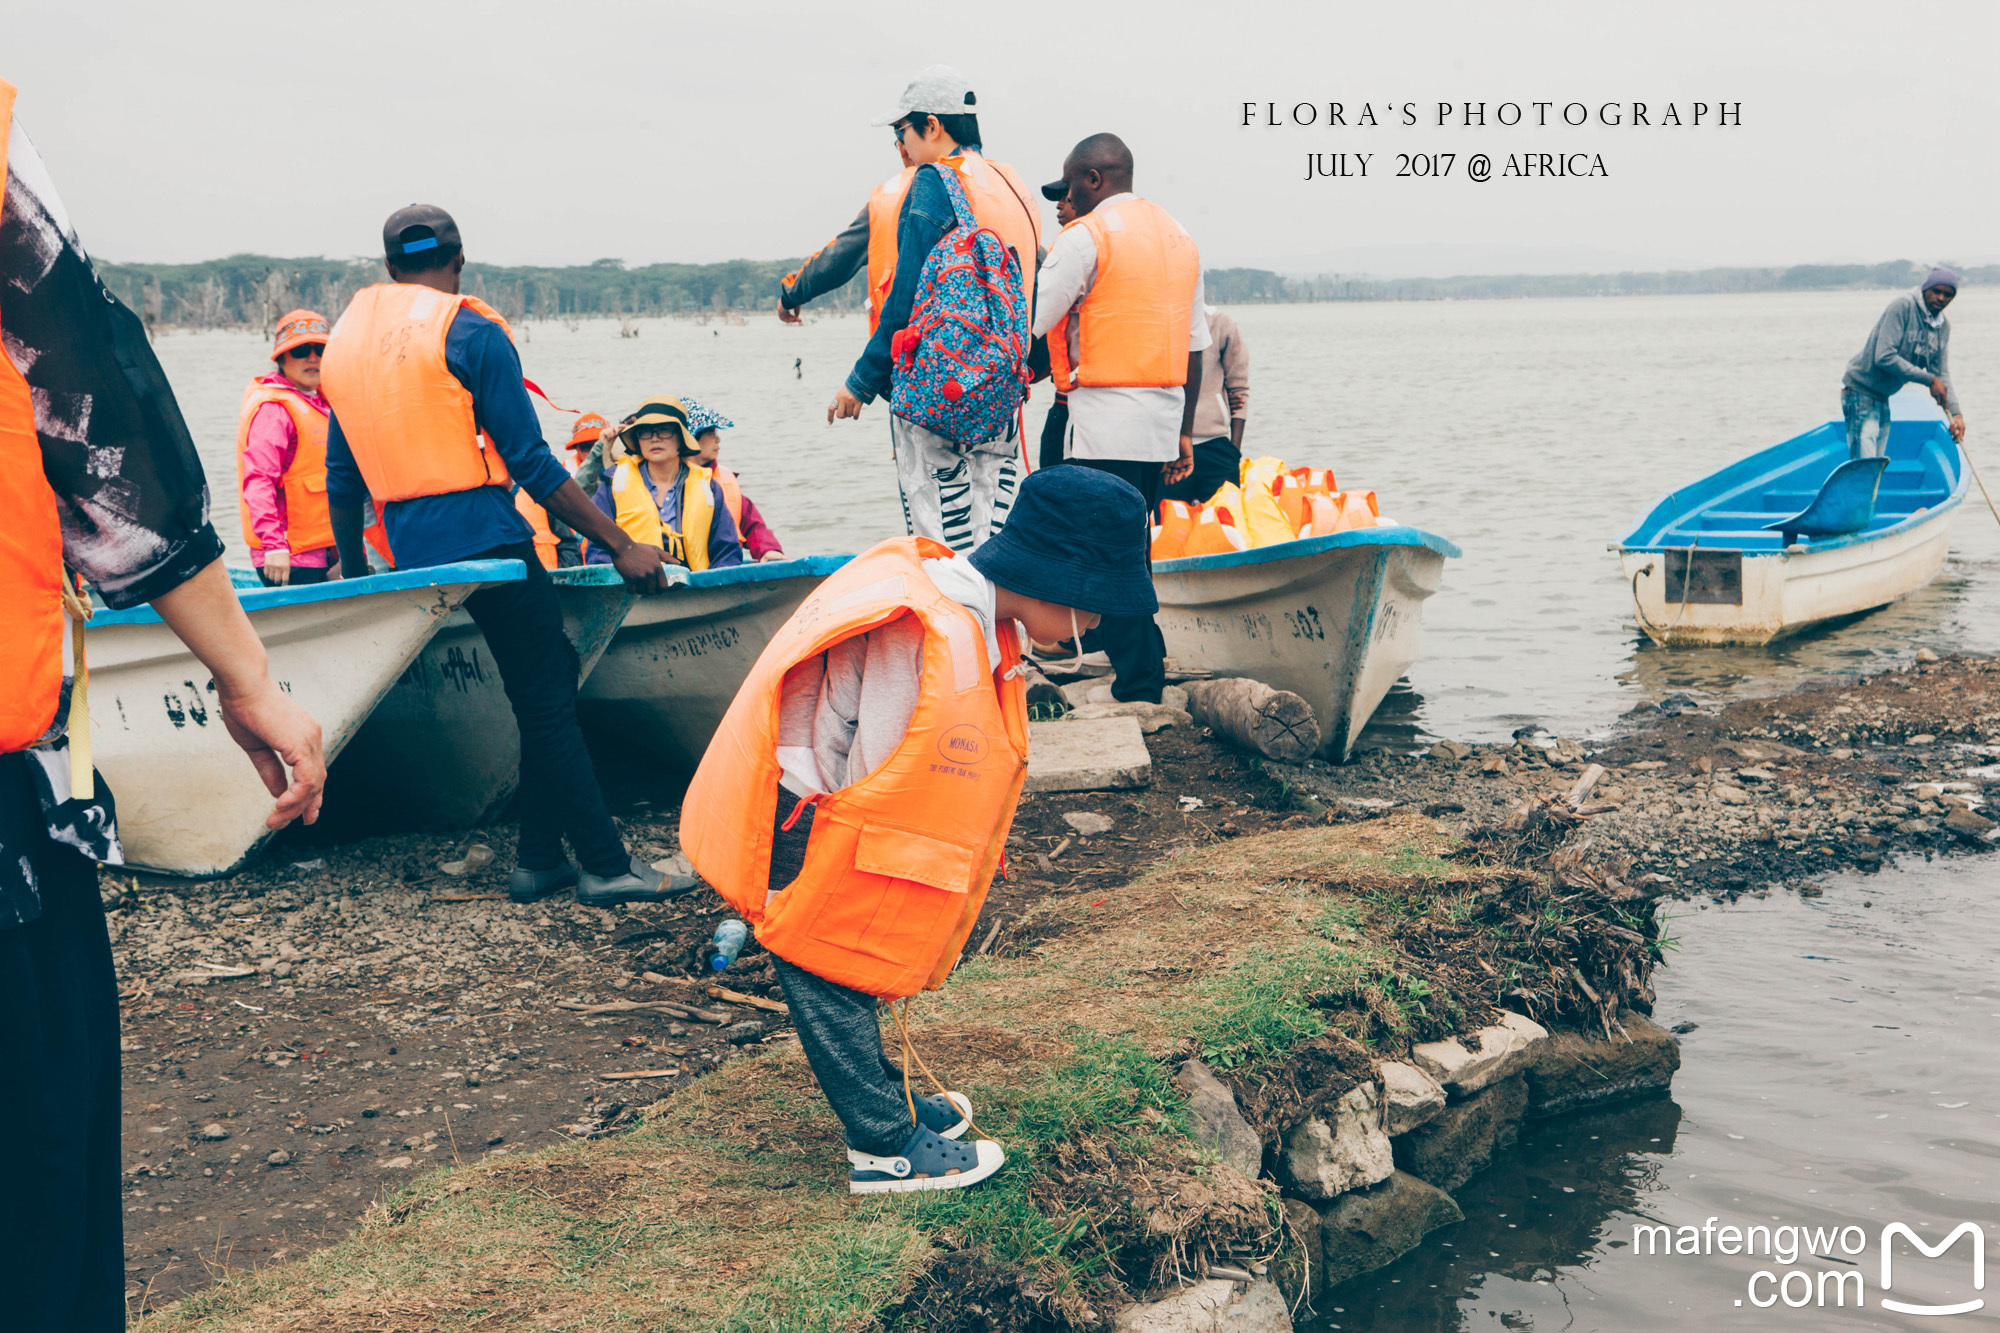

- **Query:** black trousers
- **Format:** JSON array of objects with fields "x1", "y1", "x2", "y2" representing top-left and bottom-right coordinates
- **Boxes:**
[
  {"x1": 1159, "y1": 435, "x2": 1241, "y2": 505},
  {"x1": 460, "y1": 543, "x2": 629, "y2": 877},
  {"x1": 257, "y1": 564, "x2": 331, "y2": 588},
  {"x1": 1037, "y1": 394, "x2": 1069, "y2": 472},
  {"x1": 0, "y1": 761, "x2": 124, "y2": 1333},
  {"x1": 1066, "y1": 456, "x2": 1167, "y2": 704}
]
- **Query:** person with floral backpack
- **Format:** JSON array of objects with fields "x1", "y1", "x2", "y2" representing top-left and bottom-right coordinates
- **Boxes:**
[{"x1": 825, "y1": 66, "x2": 1042, "y2": 554}]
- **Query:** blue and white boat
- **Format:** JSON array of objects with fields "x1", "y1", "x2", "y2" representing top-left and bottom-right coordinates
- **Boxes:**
[
  {"x1": 1151, "y1": 526, "x2": 1461, "y2": 761},
  {"x1": 1615, "y1": 387, "x2": 1967, "y2": 646},
  {"x1": 88, "y1": 561, "x2": 525, "y2": 876},
  {"x1": 580, "y1": 556, "x2": 853, "y2": 771},
  {"x1": 328, "y1": 564, "x2": 653, "y2": 827}
]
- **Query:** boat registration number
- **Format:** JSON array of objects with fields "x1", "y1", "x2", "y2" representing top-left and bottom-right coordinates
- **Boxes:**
[{"x1": 1661, "y1": 548, "x2": 1743, "y2": 605}]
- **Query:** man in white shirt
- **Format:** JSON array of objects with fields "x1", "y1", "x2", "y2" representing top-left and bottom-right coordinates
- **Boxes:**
[{"x1": 1031, "y1": 133, "x2": 1207, "y2": 703}]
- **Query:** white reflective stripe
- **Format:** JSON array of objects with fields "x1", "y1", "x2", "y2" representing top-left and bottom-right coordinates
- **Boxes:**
[
  {"x1": 406, "y1": 289, "x2": 442, "y2": 321},
  {"x1": 826, "y1": 574, "x2": 907, "y2": 613},
  {"x1": 936, "y1": 607, "x2": 983, "y2": 693},
  {"x1": 1100, "y1": 205, "x2": 1126, "y2": 233}
]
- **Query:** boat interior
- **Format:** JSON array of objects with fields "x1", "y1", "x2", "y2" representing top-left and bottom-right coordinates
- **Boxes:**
[{"x1": 1621, "y1": 415, "x2": 1962, "y2": 554}]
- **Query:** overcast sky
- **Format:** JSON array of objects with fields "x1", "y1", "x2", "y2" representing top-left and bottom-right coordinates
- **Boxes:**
[{"x1": 13, "y1": 0, "x2": 1995, "y2": 278}]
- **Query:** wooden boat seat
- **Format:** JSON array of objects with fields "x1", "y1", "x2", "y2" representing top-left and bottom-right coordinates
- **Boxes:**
[{"x1": 1763, "y1": 457, "x2": 1889, "y2": 548}]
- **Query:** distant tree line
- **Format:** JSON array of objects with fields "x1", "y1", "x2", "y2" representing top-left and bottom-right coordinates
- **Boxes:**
[
  {"x1": 1202, "y1": 259, "x2": 1994, "y2": 304},
  {"x1": 94, "y1": 252, "x2": 1989, "y2": 333}
]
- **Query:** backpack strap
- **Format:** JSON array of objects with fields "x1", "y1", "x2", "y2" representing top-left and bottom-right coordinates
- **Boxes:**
[{"x1": 926, "y1": 161, "x2": 977, "y2": 232}]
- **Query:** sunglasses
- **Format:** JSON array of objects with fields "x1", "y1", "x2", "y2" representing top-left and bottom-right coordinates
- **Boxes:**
[
  {"x1": 632, "y1": 425, "x2": 684, "y2": 443},
  {"x1": 285, "y1": 343, "x2": 325, "y2": 360}
]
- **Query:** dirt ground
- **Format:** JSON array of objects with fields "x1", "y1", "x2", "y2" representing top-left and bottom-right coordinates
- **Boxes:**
[{"x1": 114, "y1": 655, "x2": 1999, "y2": 1314}]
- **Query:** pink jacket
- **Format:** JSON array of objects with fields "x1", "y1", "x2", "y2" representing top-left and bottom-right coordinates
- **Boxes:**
[
  {"x1": 736, "y1": 492, "x2": 784, "y2": 561},
  {"x1": 239, "y1": 372, "x2": 332, "y2": 566}
]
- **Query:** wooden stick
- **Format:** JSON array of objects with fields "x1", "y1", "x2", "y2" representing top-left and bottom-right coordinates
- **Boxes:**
[
  {"x1": 556, "y1": 998, "x2": 728, "y2": 1024},
  {"x1": 599, "y1": 1068, "x2": 681, "y2": 1081},
  {"x1": 704, "y1": 984, "x2": 788, "y2": 1014},
  {"x1": 1566, "y1": 763, "x2": 1607, "y2": 810},
  {"x1": 1048, "y1": 836, "x2": 1072, "y2": 862},
  {"x1": 436, "y1": 892, "x2": 508, "y2": 902},
  {"x1": 976, "y1": 918, "x2": 1006, "y2": 956}
]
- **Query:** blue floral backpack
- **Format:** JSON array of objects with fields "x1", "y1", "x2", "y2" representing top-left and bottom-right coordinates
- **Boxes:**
[{"x1": 888, "y1": 163, "x2": 1030, "y2": 448}]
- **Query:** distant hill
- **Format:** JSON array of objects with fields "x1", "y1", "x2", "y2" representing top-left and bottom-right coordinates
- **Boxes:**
[{"x1": 94, "y1": 252, "x2": 1990, "y2": 333}]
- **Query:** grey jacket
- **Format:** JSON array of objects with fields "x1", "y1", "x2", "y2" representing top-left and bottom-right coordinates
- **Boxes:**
[{"x1": 1843, "y1": 290, "x2": 1958, "y2": 414}]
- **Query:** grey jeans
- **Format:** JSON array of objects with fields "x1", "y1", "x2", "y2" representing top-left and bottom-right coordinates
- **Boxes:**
[
  {"x1": 889, "y1": 413, "x2": 1019, "y2": 554},
  {"x1": 1842, "y1": 387, "x2": 1892, "y2": 460},
  {"x1": 766, "y1": 802, "x2": 919, "y2": 1158}
]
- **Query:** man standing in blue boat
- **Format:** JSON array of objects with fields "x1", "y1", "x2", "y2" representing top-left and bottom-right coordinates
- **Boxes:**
[
  {"x1": 322, "y1": 205, "x2": 691, "y2": 909},
  {"x1": 1841, "y1": 267, "x2": 1964, "y2": 459}
]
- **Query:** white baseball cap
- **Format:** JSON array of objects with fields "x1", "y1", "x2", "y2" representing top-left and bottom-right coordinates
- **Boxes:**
[{"x1": 870, "y1": 65, "x2": 979, "y2": 126}]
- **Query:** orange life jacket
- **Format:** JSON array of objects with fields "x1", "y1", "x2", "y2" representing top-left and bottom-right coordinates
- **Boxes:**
[
  {"x1": 712, "y1": 462, "x2": 746, "y2": 531},
  {"x1": 864, "y1": 168, "x2": 915, "y2": 334},
  {"x1": 514, "y1": 489, "x2": 558, "y2": 569},
  {"x1": 1047, "y1": 197, "x2": 1201, "y2": 391},
  {"x1": 1177, "y1": 503, "x2": 1249, "y2": 558},
  {"x1": 319, "y1": 284, "x2": 516, "y2": 502},
  {"x1": 866, "y1": 152, "x2": 1042, "y2": 335},
  {"x1": 0, "y1": 80, "x2": 65, "y2": 754},
  {"x1": 680, "y1": 537, "x2": 1029, "y2": 999},
  {"x1": 1151, "y1": 499, "x2": 1196, "y2": 561},
  {"x1": 234, "y1": 377, "x2": 334, "y2": 553}
]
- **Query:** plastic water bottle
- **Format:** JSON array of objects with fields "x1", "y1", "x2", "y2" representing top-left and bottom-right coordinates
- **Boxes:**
[{"x1": 708, "y1": 919, "x2": 749, "y2": 972}]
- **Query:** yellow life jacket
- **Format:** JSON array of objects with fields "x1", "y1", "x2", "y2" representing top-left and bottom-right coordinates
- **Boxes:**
[{"x1": 610, "y1": 459, "x2": 716, "y2": 571}]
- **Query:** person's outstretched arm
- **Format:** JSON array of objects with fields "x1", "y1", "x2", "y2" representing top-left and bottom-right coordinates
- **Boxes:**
[{"x1": 150, "y1": 559, "x2": 326, "y2": 827}]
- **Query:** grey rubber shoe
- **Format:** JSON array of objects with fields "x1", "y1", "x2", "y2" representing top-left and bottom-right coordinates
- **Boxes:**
[
  {"x1": 508, "y1": 860, "x2": 578, "y2": 904},
  {"x1": 915, "y1": 1091, "x2": 974, "y2": 1140},
  {"x1": 847, "y1": 1126, "x2": 1004, "y2": 1195},
  {"x1": 576, "y1": 855, "x2": 700, "y2": 906}
]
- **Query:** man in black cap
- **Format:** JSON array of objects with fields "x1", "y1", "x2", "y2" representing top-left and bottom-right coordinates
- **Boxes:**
[
  {"x1": 1842, "y1": 266, "x2": 1965, "y2": 459},
  {"x1": 322, "y1": 204, "x2": 686, "y2": 907}
]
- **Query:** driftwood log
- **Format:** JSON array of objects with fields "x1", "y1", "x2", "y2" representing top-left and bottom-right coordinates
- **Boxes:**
[{"x1": 1181, "y1": 677, "x2": 1321, "y2": 762}]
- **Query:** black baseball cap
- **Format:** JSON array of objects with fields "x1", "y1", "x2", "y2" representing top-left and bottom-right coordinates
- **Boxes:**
[
  {"x1": 1040, "y1": 178, "x2": 1068, "y2": 202},
  {"x1": 382, "y1": 204, "x2": 462, "y2": 261}
]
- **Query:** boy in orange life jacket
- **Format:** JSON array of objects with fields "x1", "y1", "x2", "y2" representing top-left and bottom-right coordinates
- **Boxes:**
[{"x1": 681, "y1": 466, "x2": 1155, "y2": 1193}]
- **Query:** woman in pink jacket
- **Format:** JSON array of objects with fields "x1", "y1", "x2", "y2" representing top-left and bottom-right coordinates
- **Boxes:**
[{"x1": 236, "y1": 309, "x2": 338, "y2": 585}]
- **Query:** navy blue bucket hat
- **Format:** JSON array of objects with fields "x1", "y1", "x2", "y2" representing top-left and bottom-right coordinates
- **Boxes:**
[{"x1": 968, "y1": 466, "x2": 1157, "y2": 616}]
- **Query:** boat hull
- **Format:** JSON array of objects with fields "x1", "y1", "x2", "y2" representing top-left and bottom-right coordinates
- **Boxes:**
[
  {"x1": 579, "y1": 557, "x2": 851, "y2": 772},
  {"x1": 87, "y1": 563, "x2": 522, "y2": 876},
  {"x1": 329, "y1": 567, "x2": 638, "y2": 827},
  {"x1": 1151, "y1": 529, "x2": 1458, "y2": 761},
  {"x1": 1620, "y1": 507, "x2": 1956, "y2": 646}
]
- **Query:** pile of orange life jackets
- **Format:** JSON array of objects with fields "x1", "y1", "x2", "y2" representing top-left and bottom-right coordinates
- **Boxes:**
[{"x1": 1149, "y1": 459, "x2": 1380, "y2": 561}]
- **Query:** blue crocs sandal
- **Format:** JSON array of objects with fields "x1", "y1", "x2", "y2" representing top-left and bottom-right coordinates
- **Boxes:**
[
  {"x1": 915, "y1": 1091, "x2": 973, "y2": 1140},
  {"x1": 847, "y1": 1126, "x2": 1005, "y2": 1195}
]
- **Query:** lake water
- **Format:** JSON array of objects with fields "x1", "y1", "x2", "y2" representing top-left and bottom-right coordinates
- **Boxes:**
[
  {"x1": 1308, "y1": 856, "x2": 2000, "y2": 1331},
  {"x1": 152, "y1": 288, "x2": 1999, "y2": 747},
  {"x1": 148, "y1": 295, "x2": 1997, "y2": 1328}
]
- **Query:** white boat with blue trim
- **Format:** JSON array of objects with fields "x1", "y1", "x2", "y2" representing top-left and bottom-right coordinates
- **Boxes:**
[
  {"x1": 327, "y1": 564, "x2": 653, "y2": 827},
  {"x1": 1615, "y1": 386, "x2": 1966, "y2": 647},
  {"x1": 580, "y1": 556, "x2": 853, "y2": 771},
  {"x1": 1150, "y1": 526, "x2": 1462, "y2": 761},
  {"x1": 87, "y1": 561, "x2": 526, "y2": 877}
]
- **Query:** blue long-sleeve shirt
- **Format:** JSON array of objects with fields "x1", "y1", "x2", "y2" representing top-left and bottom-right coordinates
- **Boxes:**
[
  {"x1": 326, "y1": 301, "x2": 574, "y2": 570},
  {"x1": 844, "y1": 149, "x2": 980, "y2": 404},
  {"x1": 585, "y1": 465, "x2": 743, "y2": 569}
]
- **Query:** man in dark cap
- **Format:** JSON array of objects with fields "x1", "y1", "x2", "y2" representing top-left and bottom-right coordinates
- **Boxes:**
[
  {"x1": 322, "y1": 205, "x2": 685, "y2": 907},
  {"x1": 1841, "y1": 266, "x2": 1965, "y2": 458}
]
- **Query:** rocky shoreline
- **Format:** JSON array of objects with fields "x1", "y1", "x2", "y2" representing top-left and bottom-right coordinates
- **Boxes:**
[{"x1": 117, "y1": 656, "x2": 1998, "y2": 1326}]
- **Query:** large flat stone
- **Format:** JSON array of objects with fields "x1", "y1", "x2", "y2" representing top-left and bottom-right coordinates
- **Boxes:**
[
  {"x1": 1526, "y1": 1011, "x2": 1681, "y2": 1117},
  {"x1": 1060, "y1": 680, "x2": 1190, "y2": 712},
  {"x1": 1320, "y1": 1171, "x2": 1463, "y2": 1288},
  {"x1": 1026, "y1": 717, "x2": 1152, "y2": 792},
  {"x1": 1115, "y1": 1278, "x2": 1293, "y2": 1332},
  {"x1": 1408, "y1": 1010, "x2": 1549, "y2": 1097},
  {"x1": 1066, "y1": 702, "x2": 1192, "y2": 734},
  {"x1": 1175, "y1": 1058, "x2": 1265, "y2": 1182},
  {"x1": 1392, "y1": 1073, "x2": 1528, "y2": 1192},
  {"x1": 1276, "y1": 1082, "x2": 1393, "y2": 1201},
  {"x1": 1378, "y1": 1061, "x2": 1446, "y2": 1135}
]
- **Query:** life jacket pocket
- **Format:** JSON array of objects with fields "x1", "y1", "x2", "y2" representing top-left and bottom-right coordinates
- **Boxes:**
[{"x1": 773, "y1": 813, "x2": 980, "y2": 992}]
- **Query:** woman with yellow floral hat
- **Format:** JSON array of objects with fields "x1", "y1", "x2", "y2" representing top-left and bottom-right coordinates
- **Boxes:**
[{"x1": 586, "y1": 395, "x2": 744, "y2": 571}]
